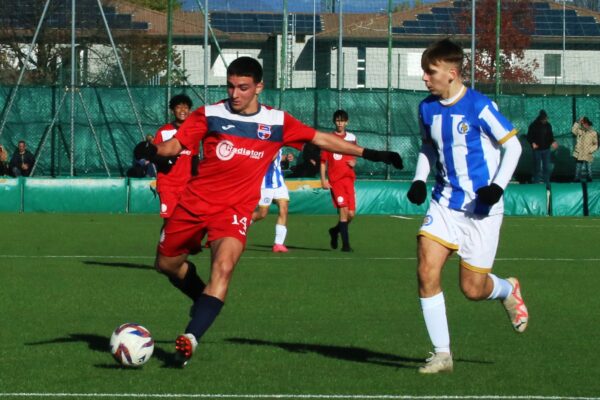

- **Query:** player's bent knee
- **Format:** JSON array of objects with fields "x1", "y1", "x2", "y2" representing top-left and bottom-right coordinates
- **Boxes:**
[
  {"x1": 459, "y1": 282, "x2": 487, "y2": 300},
  {"x1": 155, "y1": 254, "x2": 187, "y2": 277}
]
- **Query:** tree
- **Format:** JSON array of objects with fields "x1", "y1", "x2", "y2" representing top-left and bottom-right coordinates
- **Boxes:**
[
  {"x1": 0, "y1": 0, "x2": 185, "y2": 86},
  {"x1": 458, "y1": 0, "x2": 539, "y2": 85},
  {"x1": 84, "y1": 37, "x2": 186, "y2": 86}
]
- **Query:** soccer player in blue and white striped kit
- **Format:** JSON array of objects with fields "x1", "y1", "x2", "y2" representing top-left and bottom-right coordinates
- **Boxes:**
[
  {"x1": 252, "y1": 149, "x2": 290, "y2": 252},
  {"x1": 406, "y1": 39, "x2": 529, "y2": 374}
]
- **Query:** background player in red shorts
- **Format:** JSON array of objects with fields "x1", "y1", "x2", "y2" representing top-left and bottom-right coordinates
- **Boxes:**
[
  {"x1": 320, "y1": 110, "x2": 356, "y2": 252},
  {"x1": 135, "y1": 57, "x2": 403, "y2": 366},
  {"x1": 153, "y1": 94, "x2": 199, "y2": 219}
]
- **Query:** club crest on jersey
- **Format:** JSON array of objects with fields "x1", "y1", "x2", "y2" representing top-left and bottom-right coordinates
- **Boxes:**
[
  {"x1": 457, "y1": 120, "x2": 469, "y2": 135},
  {"x1": 257, "y1": 124, "x2": 272, "y2": 140},
  {"x1": 423, "y1": 215, "x2": 433, "y2": 226},
  {"x1": 333, "y1": 153, "x2": 343, "y2": 160}
]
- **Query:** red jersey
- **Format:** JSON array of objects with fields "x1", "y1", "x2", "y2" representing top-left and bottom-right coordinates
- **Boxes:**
[
  {"x1": 153, "y1": 122, "x2": 198, "y2": 192},
  {"x1": 174, "y1": 100, "x2": 316, "y2": 215},
  {"x1": 320, "y1": 132, "x2": 357, "y2": 183}
]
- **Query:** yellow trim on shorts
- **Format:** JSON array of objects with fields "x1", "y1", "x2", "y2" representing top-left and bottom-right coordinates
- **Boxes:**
[
  {"x1": 460, "y1": 259, "x2": 492, "y2": 274},
  {"x1": 418, "y1": 230, "x2": 459, "y2": 251},
  {"x1": 497, "y1": 128, "x2": 518, "y2": 145}
]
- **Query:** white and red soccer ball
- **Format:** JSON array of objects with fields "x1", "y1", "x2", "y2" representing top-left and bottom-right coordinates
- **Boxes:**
[{"x1": 109, "y1": 323, "x2": 154, "y2": 367}]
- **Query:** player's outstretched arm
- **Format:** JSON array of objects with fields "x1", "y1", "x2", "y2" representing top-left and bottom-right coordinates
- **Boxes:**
[{"x1": 311, "y1": 131, "x2": 403, "y2": 169}]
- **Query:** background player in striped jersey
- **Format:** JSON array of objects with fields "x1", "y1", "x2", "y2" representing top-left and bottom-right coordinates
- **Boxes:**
[
  {"x1": 134, "y1": 57, "x2": 403, "y2": 366},
  {"x1": 406, "y1": 39, "x2": 528, "y2": 374},
  {"x1": 320, "y1": 110, "x2": 357, "y2": 252},
  {"x1": 153, "y1": 94, "x2": 199, "y2": 219},
  {"x1": 252, "y1": 149, "x2": 290, "y2": 253}
]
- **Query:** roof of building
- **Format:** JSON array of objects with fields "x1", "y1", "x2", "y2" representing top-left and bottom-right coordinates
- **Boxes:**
[{"x1": 4, "y1": 0, "x2": 600, "y2": 45}]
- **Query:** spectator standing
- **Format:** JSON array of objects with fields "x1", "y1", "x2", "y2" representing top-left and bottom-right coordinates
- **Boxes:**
[
  {"x1": 527, "y1": 110, "x2": 558, "y2": 189},
  {"x1": 9, "y1": 140, "x2": 35, "y2": 177},
  {"x1": 572, "y1": 116, "x2": 598, "y2": 182}
]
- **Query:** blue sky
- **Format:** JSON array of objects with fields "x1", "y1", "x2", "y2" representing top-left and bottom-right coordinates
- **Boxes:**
[{"x1": 180, "y1": 0, "x2": 439, "y2": 13}]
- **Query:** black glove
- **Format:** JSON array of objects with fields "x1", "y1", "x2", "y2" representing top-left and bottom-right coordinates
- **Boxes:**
[
  {"x1": 134, "y1": 141, "x2": 158, "y2": 161},
  {"x1": 191, "y1": 155, "x2": 199, "y2": 176},
  {"x1": 476, "y1": 183, "x2": 504, "y2": 206},
  {"x1": 407, "y1": 180, "x2": 427, "y2": 205},
  {"x1": 363, "y1": 148, "x2": 404, "y2": 170},
  {"x1": 153, "y1": 155, "x2": 178, "y2": 174}
]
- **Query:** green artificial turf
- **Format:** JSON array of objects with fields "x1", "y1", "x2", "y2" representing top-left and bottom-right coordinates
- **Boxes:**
[{"x1": 0, "y1": 213, "x2": 599, "y2": 399}]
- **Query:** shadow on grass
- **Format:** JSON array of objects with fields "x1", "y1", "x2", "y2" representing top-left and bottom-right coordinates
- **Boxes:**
[
  {"x1": 82, "y1": 260, "x2": 154, "y2": 270},
  {"x1": 25, "y1": 333, "x2": 183, "y2": 369},
  {"x1": 226, "y1": 337, "x2": 492, "y2": 369},
  {"x1": 247, "y1": 244, "x2": 332, "y2": 252}
]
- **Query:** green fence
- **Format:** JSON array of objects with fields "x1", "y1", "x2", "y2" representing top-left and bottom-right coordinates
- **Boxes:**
[
  {"x1": 0, "y1": 177, "x2": 596, "y2": 216},
  {"x1": 1, "y1": 86, "x2": 599, "y2": 180}
]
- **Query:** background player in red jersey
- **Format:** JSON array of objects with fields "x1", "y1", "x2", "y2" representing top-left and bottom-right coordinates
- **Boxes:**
[
  {"x1": 153, "y1": 94, "x2": 199, "y2": 219},
  {"x1": 320, "y1": 110, "x2": 357, "y2": 252},
  {"x1": 135, "y1": 57, "x2": 403, "y2": 366}
]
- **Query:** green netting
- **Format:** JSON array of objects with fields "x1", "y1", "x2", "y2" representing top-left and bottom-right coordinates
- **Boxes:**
[{"x1": 1, "y1": 86, "x2": 600, "y2": 180}]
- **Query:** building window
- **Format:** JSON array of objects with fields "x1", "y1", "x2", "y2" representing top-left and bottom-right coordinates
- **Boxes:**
[
  {"x1": 544, "y1": 54, "x2": 561, "y2": 78},
  {"x1": 357, "y1": 47, "x2": 366, "y2": 88}
]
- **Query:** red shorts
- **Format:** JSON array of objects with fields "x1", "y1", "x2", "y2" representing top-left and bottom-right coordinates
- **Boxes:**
[
  {"x1": 330, "y1": 178, "x2": 356, "y2": 211},
  {"x1": 158, "y1": 205, "x2": 252, "y2": 257},
  {"x1": 158, "y1": 190, "x2": 182, "y2": 219}
]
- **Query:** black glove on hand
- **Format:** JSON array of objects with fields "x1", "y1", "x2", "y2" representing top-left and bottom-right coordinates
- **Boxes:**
[
  {"x1": 363, "y1": 148, "x2": 404, "y2": 170},
  {"x1": 154, "y1": 155, "x2": 178, "y2": 174},
  {"x1": 191, "y1": 156, "x2": 199, "y2": 176},
  {"x1": 134, "y1": 141, "x2": 158, "y2": 161},
  {"x1": 407, "y1": 180, "x2": 427, "y2": 205},
  {"x1": 476, "y1": 183, "x2": 504, "y2": 206}
]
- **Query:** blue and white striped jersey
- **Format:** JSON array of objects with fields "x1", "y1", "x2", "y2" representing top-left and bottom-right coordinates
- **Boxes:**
[
  {"x1": 261, "y1": 149, "x2": 285, "y2": 189},
  {"x1": 419, "y1": 86, "x2": 517, "y2": 215}
]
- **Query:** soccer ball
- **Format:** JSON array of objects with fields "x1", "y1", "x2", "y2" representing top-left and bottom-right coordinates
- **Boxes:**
[{"x1": 109, "y1": 323, "x2": 154, "y2": 367}]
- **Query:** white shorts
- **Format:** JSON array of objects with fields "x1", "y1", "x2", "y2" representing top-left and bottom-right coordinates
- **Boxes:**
[
  {"x1": 418, "y1": 200, "x2": 503, "y2": 272},
  {"x1": 258, "y1": 184, "x2": 289, "y2": 207}
]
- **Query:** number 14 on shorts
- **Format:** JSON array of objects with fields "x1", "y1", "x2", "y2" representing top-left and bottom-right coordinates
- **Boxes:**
[{"x1": 232, "y1": 214, "x2": 248, "y2": 236}]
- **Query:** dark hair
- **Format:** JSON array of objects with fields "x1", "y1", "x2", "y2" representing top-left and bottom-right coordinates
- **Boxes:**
[
  {"x1": 169, "y1": 94, "x2": 192, "y2": 110},
  {"x1": 333, "y1": 109, "x2": 349, "y2": 122},
  {"x1": 227, "y1": 57, "x2": 263, "y2": 83},
  {"x1": 582, "y1": 116, "x2": 593, "y2": 126},
  {"x1": 536, "y1": 109, "x2": 548, "y2": 123},
  {"x1": 421, "y1": 38, "x2": 464, "y2": 74}
]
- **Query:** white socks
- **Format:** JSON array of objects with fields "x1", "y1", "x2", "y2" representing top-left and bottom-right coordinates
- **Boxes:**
[
  {"x1": 274, "y1": 224, "x2": 287, "y2": 245},
  {"x1": 487, "y1": 273, "x2": 513, "y2": 300},
  {"x1": 420, "y1": 292, "x2": 450, "y2": 354}
]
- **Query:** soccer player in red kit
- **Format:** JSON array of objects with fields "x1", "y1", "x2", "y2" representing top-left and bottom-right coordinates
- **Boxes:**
[
  {"x1": 320, "y1": 110, "x2": 357, "y2": 252},
  {"x1": 134, "y1": 57, "x2": 403, "y2": 366},
  {"x1": 153, "y1": 94, "x2": 198, "y2": 219}
]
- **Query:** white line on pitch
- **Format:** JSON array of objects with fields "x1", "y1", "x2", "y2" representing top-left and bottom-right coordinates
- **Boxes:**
[
  {"x1": 0, "y1": 394, "x2": 599, "y2": 400},
  {"x1": 0, "y1": 255, "x2": 600, "y2": 262}
]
